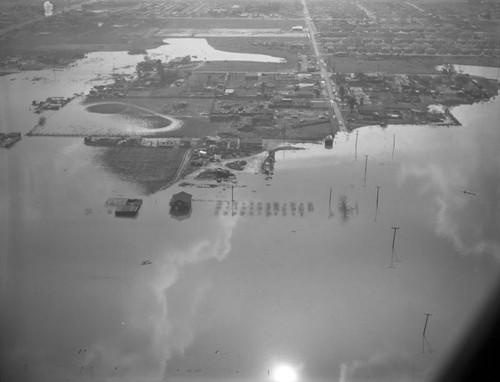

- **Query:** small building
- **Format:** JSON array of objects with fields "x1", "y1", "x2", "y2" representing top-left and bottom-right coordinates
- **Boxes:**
[
  {"x1": 180, "y1": 139, "x2": 192, "y2": 148},
  {"x1": 170, "y1": 192, "x2": 192, "y2": 212},
  {"x1": 252, "y1": 113, "x2": 274, "y2": 125},
  {"x1": 240, "y1": 138, "x2": 263, "y2": 151},
  {"x1": 0, "y1": 132, "x2": 21, "y2": 148},
  {"x1": 324, "y1": 135, "x2": 333, "y2": 149},
  {"x1": 245, "y1": 73, "x2": 259, "y2": 81},
  {"x1": 115, "y1": 199, "x2": 142, "y2": 217}
]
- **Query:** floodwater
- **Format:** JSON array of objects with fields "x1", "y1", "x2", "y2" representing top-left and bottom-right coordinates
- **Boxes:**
[
  {"x1": 1, "y1": 63, "x2": 500, "y2": 382},
  {"x1": 151, "y1": 38, "x2": 286, "y2": 63}
]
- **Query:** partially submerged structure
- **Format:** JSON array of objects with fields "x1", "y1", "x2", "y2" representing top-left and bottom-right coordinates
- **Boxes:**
[
  {"x1": 324, "y1": 134, "x2": 333, "y2": 149},
  {"x1": 0, "y1": 132, "x2": 21, "y2": 148},
  {"x1": 170, "y1": 192, "x2": 192, "y2": 215},
  {"x1": 115, "y1": 199, "x2": 143, "y2": 217},
  {"x1": 106, "y1": 197, "x2": 143, "y2": 217}
]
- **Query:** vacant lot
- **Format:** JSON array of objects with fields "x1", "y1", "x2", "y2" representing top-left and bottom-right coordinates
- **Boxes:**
[{"x1": 329, "y1": 55, "x2": 500, "y2": 74}]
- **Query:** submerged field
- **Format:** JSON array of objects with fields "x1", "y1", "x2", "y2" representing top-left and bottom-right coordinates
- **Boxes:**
[{"x1": 96, "y1": 146, "x2": 189, "y2": 194}]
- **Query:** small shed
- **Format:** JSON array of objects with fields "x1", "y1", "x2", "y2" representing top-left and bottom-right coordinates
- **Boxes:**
[
  {"x1": 115, "y1": 199, "x2": 143, "y2": 217},
  {"x1": 170, "y1": 192, "x2": 192, "y2": 212}
]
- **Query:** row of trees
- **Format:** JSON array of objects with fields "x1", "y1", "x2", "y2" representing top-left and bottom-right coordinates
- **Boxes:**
[
  {"x1": 136, "y1": 58, "x2": 180, "y2": 85},
  {"x1": 337, "y1": 85, "x2": 364, "y2": 114}
]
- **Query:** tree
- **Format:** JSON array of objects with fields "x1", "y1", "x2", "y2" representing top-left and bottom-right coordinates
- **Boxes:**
[
  {"x1": 441, "y1": 63, "x2": 456, "y2": 77},
  {"x1": 154, "y1": 59, "x2": 165, "y2": 82},
  {"x1": 136, "y1": 60, "x2": 155, "y2": 79},
  {"x1": 335, "y1": 72, "x2": 342, "y2": 85},
  {"x1": 339, "y1": 85, "x2": 346, "y2": 101},
  {"x1": 354, "y1": 72, "x2": 365, "y2": 80}
]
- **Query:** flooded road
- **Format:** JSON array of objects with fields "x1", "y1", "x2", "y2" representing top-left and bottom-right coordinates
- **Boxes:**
[{"x1": 1, "y1": 61, "x2": 499, "y2": 382}]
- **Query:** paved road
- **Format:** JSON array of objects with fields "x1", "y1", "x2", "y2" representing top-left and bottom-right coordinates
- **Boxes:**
[{"x1": 300, "y1": 0, "x2": 347, "y2": 133}]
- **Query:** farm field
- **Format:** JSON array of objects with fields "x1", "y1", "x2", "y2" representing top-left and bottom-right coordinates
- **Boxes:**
[{"x1": 161, "y1": 17, "x2": 305, "y2": 30}]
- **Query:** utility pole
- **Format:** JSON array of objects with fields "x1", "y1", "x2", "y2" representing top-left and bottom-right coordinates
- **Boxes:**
[
  {"x1": 390, "y1": 226, "x2": 400, "y2": 268},
  {"x1": 231, "y1": 185, "x2": 234, "y2": 216},
  {"x1": 53, "y1": 58, "x2": 57, "y2": 81},
  {"x1": 422, "y1": 313, "x2": 433, "y2": 354},
  {"x1": 363, "y1": 155, "x2": 368, "y2": 187},
  {"x1": 354, "y1": 130, "x2": 359, "y2": 161},
  {"x1": 392, "y1": 133, "x2": 396, "y2": 159},
  {"x1": 374, "y1": 186, "x2": 381, "y2": 221},
  {"x1": 329, "y1": 187, "x2": 334, "y2": 219}
]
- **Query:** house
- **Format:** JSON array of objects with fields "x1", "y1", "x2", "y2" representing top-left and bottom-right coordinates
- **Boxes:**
[
  {"x1": 180, "y1": 139, "x2": 192, "y2": 148},
  {"x1": 245, "y1": 73, "x2": 259, "y2": 81},
  {"x1": 240, "y1": 138, "x2": 263, "y2": 151},
  {"x1": 170, "y1": 192, "x2": 192, "y2": 212},
  {"x1": 115, "y1": 199, "x2": 143, "y2": 217}
]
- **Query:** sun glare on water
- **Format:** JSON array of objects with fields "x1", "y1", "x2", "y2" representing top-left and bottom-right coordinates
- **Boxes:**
[{"x1": 272, "y1": 364, "x2": 298, "y2": 382}]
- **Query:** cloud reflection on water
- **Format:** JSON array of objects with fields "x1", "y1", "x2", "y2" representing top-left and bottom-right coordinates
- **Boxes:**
[
  {"x1": 0, "y1": 172, "x2": 239, "y2": 382},
  {"x1": 132, "y1": 215, "x2": 239, "y2": 379},
  {"x1": 72, "y1": 216, "x2": 241, "y2": 381},
  {"x1": 396, "y1": 102, "x2": 500, "y2": 261},
  {"x1": 339, "y1": 351, "x2": 416, "y2": 382}
]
